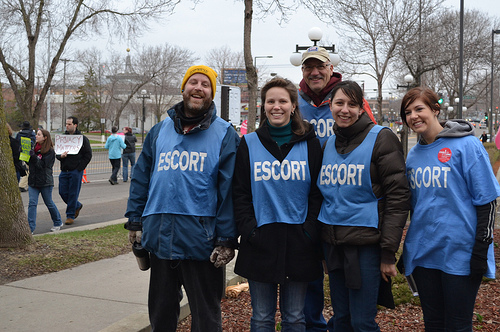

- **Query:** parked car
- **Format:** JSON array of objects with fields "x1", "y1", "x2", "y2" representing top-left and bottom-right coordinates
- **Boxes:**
[{"x1": 130, "y1": 127, "x2": 148, "y2": 134}]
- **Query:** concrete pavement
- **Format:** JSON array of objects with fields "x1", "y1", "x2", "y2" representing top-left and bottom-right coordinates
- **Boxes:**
[{"x1": 0, "y1": 219, "x2": 243, "y2": 332}]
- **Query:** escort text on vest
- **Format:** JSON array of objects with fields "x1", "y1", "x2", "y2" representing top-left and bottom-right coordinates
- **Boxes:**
[
  {"x1": 254, "y1": 160, "x2": 307, "y2": 182},
  {"x1": 157, "y1": 150, "x2": 208, "y2": 172},
  {"x1": 407, "y1": 166, "x2": 451, "y2": 190}
]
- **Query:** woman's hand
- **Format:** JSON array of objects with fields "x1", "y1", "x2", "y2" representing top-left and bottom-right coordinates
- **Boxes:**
[{"x1": 380, "y1": 263, "x2": 397, "y2": 282}]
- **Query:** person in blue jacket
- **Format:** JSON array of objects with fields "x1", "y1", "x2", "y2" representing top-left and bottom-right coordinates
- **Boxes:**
[
  {"x1": 104, "y1": 126, "x2": 126, "y2": 185},
  {"x1": 401, "y1": 87, "x2": 500, "y2": 331},
  {"x1": 233, "y1": 77, "x2": 323, "y2": 331},
  {"x1": 124, "y1": 65, "x2": 240, "y2": 332}
]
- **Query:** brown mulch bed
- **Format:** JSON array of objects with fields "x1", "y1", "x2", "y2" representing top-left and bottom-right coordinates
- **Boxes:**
[{"x1": 177, "y1": 229, "x2": 500, "y2": 331}]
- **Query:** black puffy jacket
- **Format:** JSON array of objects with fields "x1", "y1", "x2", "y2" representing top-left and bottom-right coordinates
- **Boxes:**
[
  {"x1": 28, "y1": 148, "x2": 56, "y2": 188},
  {"x1": 321, "y1": 113, "x2": 411, "y2": 264}
]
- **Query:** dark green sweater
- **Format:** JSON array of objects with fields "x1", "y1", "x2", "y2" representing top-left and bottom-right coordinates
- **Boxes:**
[{"x1": 267, "y1": 119, "x2": 293, "y2": 147}]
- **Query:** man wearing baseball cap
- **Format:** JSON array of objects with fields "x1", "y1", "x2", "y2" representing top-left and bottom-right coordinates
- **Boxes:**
[
  {"x1": 299, "y1": 46, "x2": 376, "y2": 332},
  {"x1": 125, "y1": 65, "x2": 240, "y2": 331}
]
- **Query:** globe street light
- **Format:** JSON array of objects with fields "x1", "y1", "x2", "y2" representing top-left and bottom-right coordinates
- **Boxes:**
[{"x1": 290, "y1": 27, "x2": 340, "y2": 67}]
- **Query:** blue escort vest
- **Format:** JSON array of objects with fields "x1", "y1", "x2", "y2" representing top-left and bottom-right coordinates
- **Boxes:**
[
  {"x1": 318, "y1": 125, "x2": 383, "y2": 227},
  {"x1": 142, "y1": 116, "x2": 230, "y2": 217},
  {"x1": 245, "y1": 132, "x2": 311, "y2": 227},
  {"x1": 299, "y1": 95, "x2": 333, "y2": 146}
]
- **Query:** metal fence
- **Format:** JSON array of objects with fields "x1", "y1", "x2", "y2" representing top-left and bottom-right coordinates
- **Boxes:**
[{"x1": 53, "y1": 148, "x2": 142, "y2": 176}]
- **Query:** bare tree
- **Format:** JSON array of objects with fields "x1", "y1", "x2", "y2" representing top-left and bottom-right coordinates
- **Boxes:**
[
  {"x1": 304, "y1": 0, "x2": 441, "y2": 123},
  {"x1": 205, "y1": 46, "x2": 245, "y2": 84},
  {"x1": 243, "y1": 0, "x2": 297, "y2": 133},
  {"x1": 0, "y1": 0, "x2": 181, "y2": 130},
  {"x1": 0, "y1": 83, "x2": 32, "y2": 248},
  {"x1": 0, "y1": 0, "x2": 180, "y2": 248}
]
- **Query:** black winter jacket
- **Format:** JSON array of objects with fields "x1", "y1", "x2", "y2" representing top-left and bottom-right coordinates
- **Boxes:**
[
  {"x1": 56, "y1": 129, "x2": 92, "y2": 172},
  {"x1": 123, "y1": 132, "x2": 137, "y2": 154},
  {"x1": 321, "y1": 113, "x2": 411, "y2": 264},
  {"x1": 233, "y1": 121, "x2": 324, "y2": 283},
  {"x1": 28, "y1": 148, "x2": 56, "y2": 187}
]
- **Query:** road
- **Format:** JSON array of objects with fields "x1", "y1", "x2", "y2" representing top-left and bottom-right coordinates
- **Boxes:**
[{"x1": 22, "y1": 173, "x2": 130, "y2": 235}]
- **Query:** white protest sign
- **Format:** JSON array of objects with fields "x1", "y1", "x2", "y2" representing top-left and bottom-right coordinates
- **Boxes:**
[{"x1": 54, "y1": 134, "x2": 83, "y2": 155}]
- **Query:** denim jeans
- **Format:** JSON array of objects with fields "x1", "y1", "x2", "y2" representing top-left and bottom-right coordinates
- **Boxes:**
[
  {"x1": 148, "y1": 254, "x2": 223, "y2": 332},
  {"x1": 328, "y1": 245, "x2": 381, "y2": 332},
  {"x1": 58, "y1": 169, "x2": 83, "y2": 219},
  {"x1": 109, "y1": 158, "x2": 120, "y2": 182},
  {"x1": 412, "y1": 266, "x2": 482, "y2": 332},
  {"x1": 304, "y1": 276, "x2": 329, "y2": 332},
  {"x1": 122, "y1": 152, "x2": 135, "y2": 181},
  {"x1": 248, "y1": 279, "x2": 308, "y2": 332},
  {"x1": 28, "y1": 186, "x2": 62, "y2": 232}
]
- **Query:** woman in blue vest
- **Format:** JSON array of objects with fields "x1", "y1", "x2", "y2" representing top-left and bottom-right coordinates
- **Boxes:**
[
  {"x1": 318, "y1": 81, "x2": 410, "y2": 331},
  {"x1": 233, "y1": 77, "x2": 323, "y2": 331},
  {"x1": 401, "y1": 87, "x2": 500, "y2": 331}
]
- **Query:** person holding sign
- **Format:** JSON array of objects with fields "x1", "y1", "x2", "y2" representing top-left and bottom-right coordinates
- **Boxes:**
[
  {"x1": 56, "y1": 116, "x2": 92, "y2": 225},
  {"x1": 27, "y1": 129, "x2": 63, "y2": 233}
]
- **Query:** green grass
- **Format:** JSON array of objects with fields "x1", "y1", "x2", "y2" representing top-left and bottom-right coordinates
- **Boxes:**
[{"x1": 4, "y1": 224, "x2": 130, "y2": 277}]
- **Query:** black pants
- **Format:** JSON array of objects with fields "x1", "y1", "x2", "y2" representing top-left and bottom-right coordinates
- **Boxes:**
[
  {"x1": 148, "y1": 254, "x2": 223, "y2": 332},
  {"x1": 109, "y1": 158, "x2": 120, "y2": 182}
]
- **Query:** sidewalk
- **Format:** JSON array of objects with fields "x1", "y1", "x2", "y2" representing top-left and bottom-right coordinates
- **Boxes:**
[{"x1": 0, "y1": 219, "x2": 243, "y2": 332}]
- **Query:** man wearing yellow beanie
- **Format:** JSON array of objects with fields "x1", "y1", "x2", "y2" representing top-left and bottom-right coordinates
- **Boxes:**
[{"x1": 125, "y1": 65, "x2": 240, "y2": 331}]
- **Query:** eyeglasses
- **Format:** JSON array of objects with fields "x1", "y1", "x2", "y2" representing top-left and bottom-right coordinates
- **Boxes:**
[{"x1": 302, "y1": 63, "x2": 331, "y2": 72}]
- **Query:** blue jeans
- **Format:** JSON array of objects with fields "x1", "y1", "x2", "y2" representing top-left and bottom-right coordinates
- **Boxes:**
[
  {"x1": 328, "y1": 245, "x2": 381, "y2": 332},
  {"x1": 248, "y1": 279, "x2": 308, "y2": 332},
  {"x1": 412, "y1": 267, "x2": 482, "y2": 332},
  {"x1": 304, "y1": 276, "x2": 329, "y2": 332},
  {"x1": 28, "y1": 186, "x2": 62, "y2": 232},
  {"x1": 122, "y1": 152, "x2": 135, "y2": 181},
  {"x1": 148, "y1": 255, "x2": 223, "y2": 332},
  {"x1": 58, "y1": 169, "x2": 83, "y2": 219}
]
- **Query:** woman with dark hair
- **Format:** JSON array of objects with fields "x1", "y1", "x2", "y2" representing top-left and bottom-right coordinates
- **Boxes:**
[
  {"x1": 318, "y1": 80, "x2": 410, "y2": 331},
  {"x1": 233, "y1": 77, "x2": 323, "y2": 331},
  {"x1": 401, "y1": 87, "x2": 500, "y2": 331},
  {"x1": 28, "y1": 129, "x2": 62, "y2": 233}
]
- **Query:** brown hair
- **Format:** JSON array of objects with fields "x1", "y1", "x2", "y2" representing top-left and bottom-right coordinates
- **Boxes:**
[
  {"x1": 400, "y1": 87, "x2": 441, "y2": 126},
  {"x1": 260, "y1": 77, "x2": 308, "y2": 136},
  {"x1": 38, "y1": 129, "x2": 53, "y2": 155},
  {"x1": 329, "y1": 80, "x2": 364, "y2": 110}
]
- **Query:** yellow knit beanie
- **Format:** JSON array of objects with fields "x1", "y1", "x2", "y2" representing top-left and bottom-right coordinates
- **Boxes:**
[{"x1": 181, "y1": 65, "x2": 218, "y2": 100}]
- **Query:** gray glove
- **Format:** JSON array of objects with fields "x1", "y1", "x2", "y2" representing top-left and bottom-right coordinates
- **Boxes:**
[
  {"x1": 128, "y1": 230, "x2": 142, "y2": 244},
  {"x1": 210, "y1": 246, "x2": 235, "y2": 268}
]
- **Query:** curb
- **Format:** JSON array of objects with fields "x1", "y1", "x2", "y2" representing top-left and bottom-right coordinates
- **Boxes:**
[{"x1": 99, "y1": 265, "x2": 245, "y2": 332}]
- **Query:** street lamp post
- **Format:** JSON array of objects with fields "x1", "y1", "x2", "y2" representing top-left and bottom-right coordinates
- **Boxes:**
[
  {"x1": 490, "y1": 29, "x2": 500, "y2": 139},
  {"x1": 290, "y1": 27, "x2": 340, "y2": 67},
  {"x1": 60, "y1": 58, "x2": 72, "y2": 130},
  {"x1": 137, "y1": 89, "x2": 150, "y2": 144},
  {"x1": 397, "y1": 74, "x2": 414, "y2": 158}
]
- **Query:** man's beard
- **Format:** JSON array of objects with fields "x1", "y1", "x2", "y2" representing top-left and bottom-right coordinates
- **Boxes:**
[{"x1": 183, "y1": 95, "x2": 212, "y2": 117}]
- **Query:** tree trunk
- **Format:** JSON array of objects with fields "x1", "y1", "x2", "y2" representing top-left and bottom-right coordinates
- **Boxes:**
[
  {"x1": 0, "y1": 83, "x2": 33, "y2": 248},
  {"x1": 244, "y1": 0, "x2": 258, "y2": 133}
]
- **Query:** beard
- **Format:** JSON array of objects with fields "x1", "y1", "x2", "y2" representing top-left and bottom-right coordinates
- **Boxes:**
[{"x1": 182, "y1": 94, "x2": 212, "y2": 117}]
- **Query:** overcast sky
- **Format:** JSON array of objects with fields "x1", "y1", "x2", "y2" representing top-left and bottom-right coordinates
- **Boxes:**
[{"x1": 76, "y1": 0, "x2": 500, "y2": 95}]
